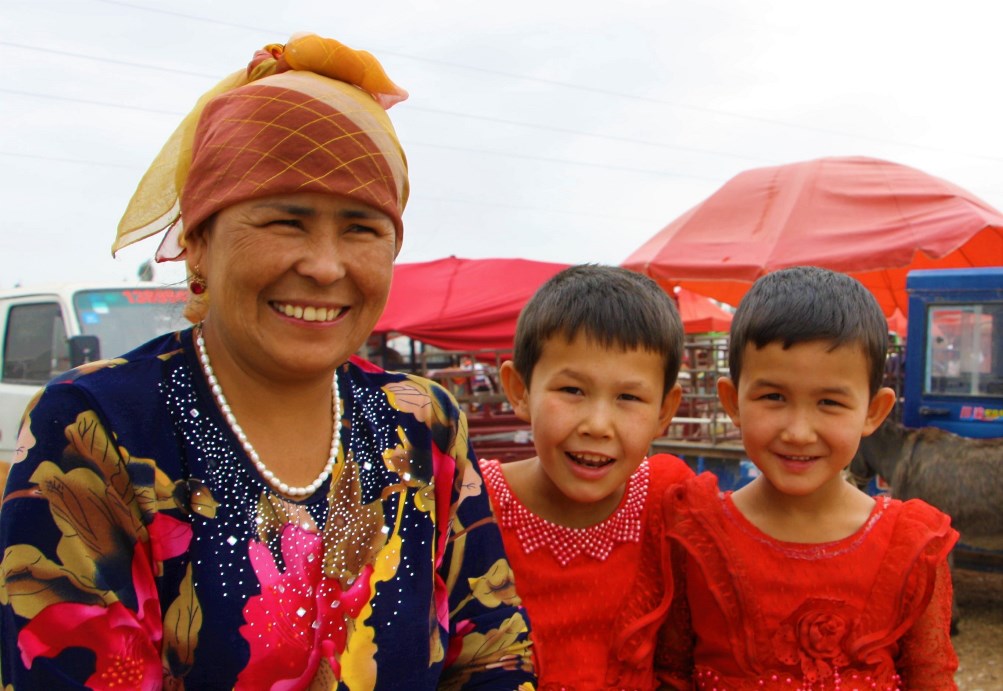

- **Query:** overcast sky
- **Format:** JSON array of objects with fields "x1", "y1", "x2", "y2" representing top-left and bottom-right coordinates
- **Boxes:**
[{"x1": 3, "y1": 0, "x2": 1002, "y2": 292}]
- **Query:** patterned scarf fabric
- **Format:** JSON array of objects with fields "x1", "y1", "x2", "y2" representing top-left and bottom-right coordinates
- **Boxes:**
[{"x1": 113, "y1": 33, "x2": 409, "y2": 261}]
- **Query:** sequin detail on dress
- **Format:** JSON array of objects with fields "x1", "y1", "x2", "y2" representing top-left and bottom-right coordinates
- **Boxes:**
[{"x1": 480, "y1": 459, "x2": 648, "y2": 565}]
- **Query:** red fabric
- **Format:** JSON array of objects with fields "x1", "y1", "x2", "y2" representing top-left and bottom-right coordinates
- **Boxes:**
[
  {"x1": 374, "y1": 257, "x2": 732, "y2": 351},
  {"x1": 674, "y1": 287, "x2": 732, "y2": 334},
  {"x1": 886, "y1": 309, "x2": 908, "y2": 338},
  {"x1": 480, "y1": 455, "x2": 694, "y2": 690},
  {"x1": 660, "y1": 473, "x2": 960, "y2": 690},
  {"x1": 375, "y1": 257, "x2": 567, "y2": 351},
  {"x1": 183, "y1": 76, "x2": 405, "y2": 240},
  {"x1": 623, "y1": 156, "x2": 1003, "y2": 317}
]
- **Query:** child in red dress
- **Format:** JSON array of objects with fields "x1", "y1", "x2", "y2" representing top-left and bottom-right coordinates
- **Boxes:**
[
  {"x1": 660, "y1": 266, "x2": 958, "y2": 690},
  {"x1": 479, "y1": 265, "x2": 694, "y2": 689}
]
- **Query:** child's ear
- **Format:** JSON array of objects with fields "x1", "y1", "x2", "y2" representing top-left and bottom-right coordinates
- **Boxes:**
[
  {"x1": 717, "y1": 376, "x2": 741, "y2": 428},
  {"x1": 657, "y1": 382, "x2": 683, "y2": 434},
  {"x1": 499, "y1": 361, "x2": 532, "y2": 423},
  {"x1": 862, "y1": 386, "x2": 897, "y2": 436}
]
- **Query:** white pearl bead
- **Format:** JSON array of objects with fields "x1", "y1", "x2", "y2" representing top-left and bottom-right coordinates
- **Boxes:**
[{"x1": 195, "y1": 327, "x2": 341, "y2": 497}]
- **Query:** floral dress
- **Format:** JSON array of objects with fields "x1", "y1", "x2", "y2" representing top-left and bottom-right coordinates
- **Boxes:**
[
  {"x1": 659, "y1": 472, "x2": 959, "y2": 690},
  {"x1": 0, "y1": 328, "x2": 536, "y2": 690}
]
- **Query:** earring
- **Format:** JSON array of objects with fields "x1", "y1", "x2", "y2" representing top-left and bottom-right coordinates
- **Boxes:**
[{"x1": 190, "y1": 267, "x2": 207, "y2": 295}]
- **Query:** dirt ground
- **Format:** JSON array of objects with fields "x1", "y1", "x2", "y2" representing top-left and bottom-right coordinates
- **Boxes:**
[{"x1": 952, "y1": 567, "x2": 1003, "y2": 690}]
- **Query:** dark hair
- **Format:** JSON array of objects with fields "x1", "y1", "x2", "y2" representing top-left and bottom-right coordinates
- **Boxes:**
[
  {"x1": 512, "y1": 264, "x2": 684, "y2": 395},
  {"x1": 728, "y1": 266, "x2": 888, "y2": 395}
]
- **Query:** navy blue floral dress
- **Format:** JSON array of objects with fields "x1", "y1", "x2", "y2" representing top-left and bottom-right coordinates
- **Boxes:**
[{"x1": 0, "y1": 328, "x2": 535, "y2": 690}]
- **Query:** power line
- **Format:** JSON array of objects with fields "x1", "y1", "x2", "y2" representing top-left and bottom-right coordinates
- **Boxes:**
[
  {"x1": 1, "y1": 40, "x2": 764, "y2": 164},
  {"x1": 0, "y1": 88, "x2": 723, "y2": 182},
  {"x1": 84, "y1": 0, "x2": 1003, "y2": 161},
  {"x1": 0, "y1": 147, "x2": 690, "y2": 223},
  {"x1": 8, "y1": 19, "x2": 1003, "y2": 165},
  {"x1": 0, "y1": 40, "x2": 217, "y2": 79},
  {"x1": 0, "y1": 87, "x2": 183, "y2": 116},
  {"x1": 417, "y1": 194, "x2": 669, "y2": 223},
  {"x1": 406, "y1": 141, "x2": 724, "y2": 183},
  {"x1": 405, "y1": 106, "x2": 769, "y2": 164},
  {"x1": 0, "y1": 150, "x2": 136, "y2": 169},
  {"x1": 91, "y1": 0, "x2": 276, "y2": 36}
]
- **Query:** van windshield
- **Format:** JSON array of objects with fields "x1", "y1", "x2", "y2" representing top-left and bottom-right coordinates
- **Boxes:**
[{"x1": 73, "y1": 288, "x2": 190, "y2": 358}]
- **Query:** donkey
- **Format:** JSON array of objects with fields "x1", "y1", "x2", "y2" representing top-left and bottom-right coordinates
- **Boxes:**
[
  {"x1": 849, "y1": 419, "x2": 1003, "y2": 551},
  {"x1": 850, "y1": 420, "x2": 1003, "y2": 632}
]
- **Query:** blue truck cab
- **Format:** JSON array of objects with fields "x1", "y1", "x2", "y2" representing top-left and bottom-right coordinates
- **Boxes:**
[{"x1": 902, "y1": 268, "x2": 1003, "y2": 438}]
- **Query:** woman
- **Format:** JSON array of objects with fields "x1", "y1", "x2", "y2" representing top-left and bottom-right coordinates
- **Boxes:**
[{"x1": 0, "y1": 34, "x2": 535, "y2": 689}]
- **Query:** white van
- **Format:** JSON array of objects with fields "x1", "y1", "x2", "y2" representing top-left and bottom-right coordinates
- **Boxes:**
[{"x1": 0, "y1": 283, "x2": 191, "y2": 465}]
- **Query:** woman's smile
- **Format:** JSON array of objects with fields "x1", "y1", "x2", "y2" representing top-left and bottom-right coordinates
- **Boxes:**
[{"x1": 270, "y1": 300, "x2": 349, "y2": 323}]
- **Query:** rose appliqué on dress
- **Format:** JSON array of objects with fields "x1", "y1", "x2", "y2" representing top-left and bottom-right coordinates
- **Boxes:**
[{"x1": 772, "y1": 598, "x2": 855, "y2": 683}]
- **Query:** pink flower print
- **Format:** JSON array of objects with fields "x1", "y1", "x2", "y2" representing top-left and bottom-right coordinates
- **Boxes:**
[
  {"x1": 18, "y1": 540, "x2": 163, "y2": 690},
  {"x1": 236, "y1": 524, "x2": 374, "y2": 690}
]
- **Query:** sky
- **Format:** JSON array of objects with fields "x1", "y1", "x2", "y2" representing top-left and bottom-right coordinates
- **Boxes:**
[{"x1": 3, "y1": 0, "x2": 1003, "y2": 292}]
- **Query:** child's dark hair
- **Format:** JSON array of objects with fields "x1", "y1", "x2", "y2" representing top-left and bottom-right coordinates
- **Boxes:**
[
  {"x1": 728, "y1": 266, "x2": 888, "y2": 395},
  {"x1": 512, "y1": 264, "x2": 684, "y2": 394}
]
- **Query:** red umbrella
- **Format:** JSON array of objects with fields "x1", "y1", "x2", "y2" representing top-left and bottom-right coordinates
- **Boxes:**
[{"x1": 623, "y1": 156, "x2": 1003, "y2": 316}]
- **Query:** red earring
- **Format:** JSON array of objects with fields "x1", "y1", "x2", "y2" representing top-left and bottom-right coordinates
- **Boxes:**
[{"x1": 190, "y1": 268, "x2": 207, "y2": 295}]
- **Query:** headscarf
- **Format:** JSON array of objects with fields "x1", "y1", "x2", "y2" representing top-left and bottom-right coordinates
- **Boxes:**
[{"x1": 112, "y1": 33, "x2": 410, "y2": 261}]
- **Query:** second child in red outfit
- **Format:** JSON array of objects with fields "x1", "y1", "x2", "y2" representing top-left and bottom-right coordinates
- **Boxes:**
[
  {"x1": 658, "y1": 266, "x2": 959, "y2": 690},
  {"x1": 480, "y1": 265, "x2": 694, "y2": 689}
]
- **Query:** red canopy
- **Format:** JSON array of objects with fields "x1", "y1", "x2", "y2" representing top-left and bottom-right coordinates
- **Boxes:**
[
  {"x1": 623, "y1": 156, "x2": 1003, "y2": 316},
  {"x1": 374, "y1": 257, "x2": 568, "y2": 351},
  {"x1": 374, "y1": 257, "x2": 732, "y2": 351},
  {"x1": 886, "y1": 309, "x2": 908, "y2": 338},
  {"x1": 675, "y1": 286, "x2": 733, "y2": 334}
]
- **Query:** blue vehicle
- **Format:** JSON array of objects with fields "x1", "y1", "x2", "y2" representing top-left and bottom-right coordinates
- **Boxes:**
[{"x1": 902, "y1": 268, "x2": 1003, "y2": 439}]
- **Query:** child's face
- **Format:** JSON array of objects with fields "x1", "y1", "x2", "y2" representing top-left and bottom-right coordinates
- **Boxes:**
[
  {"x1": 501, "y1": 335, "x2": 680, "y2": 512},
  {"x1": 718, "y1": 340, "x2": 894, "y2": 499}
]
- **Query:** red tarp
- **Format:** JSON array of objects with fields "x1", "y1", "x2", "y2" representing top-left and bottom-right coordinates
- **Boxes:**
[
  {"x1": 374, "y1": 256, "x2": 732, "y2": 351},
  {"x1": 675, "y1": 286, "x2": 734, "y2": 334},
  {"x1": 623, "y1": 156, "x2": 1003, "y2": 316},
  {"x1": 374, "y1": 257, "x2": 569, "y2": 351},
  {"x1": 886, "y1": 309, "x2": 908, "y2": 338}
]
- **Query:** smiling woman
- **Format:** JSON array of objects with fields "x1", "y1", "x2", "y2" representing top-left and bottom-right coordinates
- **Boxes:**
[
  {"x1": 0, "y1": 33, "x2": 535, "y2": 690},
  {"x1": 185, "y1": 193, "x2": 399, "y2": 387}
]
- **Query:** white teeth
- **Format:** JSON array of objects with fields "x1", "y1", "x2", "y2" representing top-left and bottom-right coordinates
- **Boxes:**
[
  {"x1": 275, "y1": 303, "x2": 339, "y2": 322},
  {"x1": 570, "y1": 453, "x2": 613, "y2": 467}
]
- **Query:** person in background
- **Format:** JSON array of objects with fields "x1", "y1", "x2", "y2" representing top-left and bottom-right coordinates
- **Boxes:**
[
  {"x1": 479, "y1": 264, "x2": 694, "y2": 688},
  {"x1": 660, "y1": 266, "x2": 958, "y2": 689},
  {"x1": 0, "y1": 33, "x2": 535, "y2": 689}
]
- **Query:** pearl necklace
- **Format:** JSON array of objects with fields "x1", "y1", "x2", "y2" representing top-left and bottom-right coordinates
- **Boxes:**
[{"x1": 195, "y1": 328, "x2": 340, "y2": 498}]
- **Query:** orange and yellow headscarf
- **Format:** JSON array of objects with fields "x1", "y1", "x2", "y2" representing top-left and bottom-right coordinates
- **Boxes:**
[{"x1": 112, "y1": 33, "x2": 410, "y2": 261}]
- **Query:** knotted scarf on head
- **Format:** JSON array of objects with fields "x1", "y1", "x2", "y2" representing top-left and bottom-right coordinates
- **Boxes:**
[{"x1": 113, "y1": 33, "x2": 409, "y2": 261}]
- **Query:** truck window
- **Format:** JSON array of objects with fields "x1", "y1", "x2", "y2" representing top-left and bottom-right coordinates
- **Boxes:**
[
  {"x1": 72, "y1": 288, "x2": 189, "y2": 358},
  {"x1": 924, "y1": 303, "x2": 1003, "y2": 397},
  {"x1": 2, "y1": 302, "x2": 69, "y2": 385}
]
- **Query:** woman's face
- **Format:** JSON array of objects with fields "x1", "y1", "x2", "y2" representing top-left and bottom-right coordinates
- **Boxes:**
[{"x1": 186, "y1": 191, "x2": 398, "y2": 383}]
